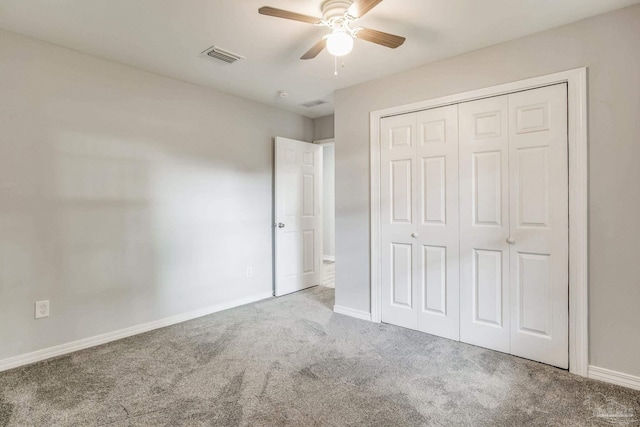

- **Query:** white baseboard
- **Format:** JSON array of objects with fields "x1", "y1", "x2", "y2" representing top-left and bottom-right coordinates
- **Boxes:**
[
  {"x1": 588, "y1": 365, "x2": 640, "y2": 391},
  {"x1": 323, "y1": 256, "x2": 335, "y2": 262},
  {"x1": 333, "y1": 305, "x2": 372, "y2": 322},
  {"x1": 0, "y1": 291, "x2": 273, "y2": 373}
]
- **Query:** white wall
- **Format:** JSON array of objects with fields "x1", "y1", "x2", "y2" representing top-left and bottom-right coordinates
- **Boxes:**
[
  {"x1": 322, "y1": 145, "x2": 335, "y2": 260},
  {"x1": 0, "y1": 30, "x2": 313, "y2": 362},
  {"x1": 334, "y1": 4, "x2": 640, "y2": 378}
]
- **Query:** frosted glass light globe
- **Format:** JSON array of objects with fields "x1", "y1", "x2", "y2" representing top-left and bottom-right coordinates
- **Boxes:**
[{"x1": 326, "y1": 30, "x2": 354, "y2": 56}]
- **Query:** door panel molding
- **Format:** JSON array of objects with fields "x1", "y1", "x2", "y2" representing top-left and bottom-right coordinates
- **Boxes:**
[{"x1": 368, "y1": 68, "x2": 588, "y2": 376}]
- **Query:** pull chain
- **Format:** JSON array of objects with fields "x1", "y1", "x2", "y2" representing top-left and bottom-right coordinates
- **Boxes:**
[{"x1": 334, "y1": 55, "x2": 338, "y2": 76}]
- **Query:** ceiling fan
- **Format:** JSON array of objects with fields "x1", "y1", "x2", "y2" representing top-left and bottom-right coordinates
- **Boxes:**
[{"x1": 258, "y1": 0, "x2": 406, "y2": 59}]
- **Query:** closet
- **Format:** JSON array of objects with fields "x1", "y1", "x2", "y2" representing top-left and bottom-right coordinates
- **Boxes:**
[{"x1": 380, "y1": 84, "x2": 568, "y2": 368}]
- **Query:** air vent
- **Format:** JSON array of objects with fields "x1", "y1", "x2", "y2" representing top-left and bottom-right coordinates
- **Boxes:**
[
  {"x1": 201, "y1": 46, "x2": 244, "y2": 64},
  {"x1": 300, "y1": 99, "x2": 328, "y2": 108}
]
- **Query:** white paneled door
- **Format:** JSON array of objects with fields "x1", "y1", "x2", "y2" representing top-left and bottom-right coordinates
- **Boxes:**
[
  {"x1": 416, "y1": 106, "x2": 460, "y2": 340},
  {"x1": 459, "y1": 95, "x2": 511, "y2": 353},
  {"x1": 380, "y1": 84, "x2": 569, "y2": 369},
  {"x1": 380, "y1": 113, "x2": 417, "y2": 329},
  {"x1": 381, "y1": 105, "x2": 460, "y2": 338},
  {"x1": 507, "y1": 85, "x2": 568, "y2": 368},
  {"x1": 274, "y1": 137, "x2": 323, "y2": 297}
]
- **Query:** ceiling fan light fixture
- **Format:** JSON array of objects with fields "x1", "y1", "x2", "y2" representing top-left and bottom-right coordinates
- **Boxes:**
[
  {"x1": 326, "y1": 30, "x2": 353, "y2": 56},
  {"x1": 258, "y1": 0, "x2": 405, "y2": 61}
]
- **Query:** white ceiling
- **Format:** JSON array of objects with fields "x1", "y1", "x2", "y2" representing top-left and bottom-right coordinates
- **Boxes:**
[{"x1": 0, "y1": 0, "x2": 638, "y2": 118}]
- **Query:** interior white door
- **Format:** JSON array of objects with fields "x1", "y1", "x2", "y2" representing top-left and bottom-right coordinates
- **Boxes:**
[
  {"x1": 459, "y1": 95, "x2": 511, "y2": 353},
  {"x1": 380, "y1": 114, "x2": 418, "y2": 329},
  {"x1": 274, "y1": 137, "x2": 323, "y2": 297},
  {"x1": 416, "y1": 106, "x2": 460, "y2": 340},
  {"x1": 508, "y1": 84, "x2": 568, "y2": 368}
]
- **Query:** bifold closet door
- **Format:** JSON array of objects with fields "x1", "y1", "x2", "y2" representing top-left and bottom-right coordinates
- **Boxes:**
[
  {"x1": 416, "y1": 106, "x2": 460, "y2": 340},
  {"x1": 459, "y1": 84, "x2": 569, "y2": 368},
  {"x1": 508, "y1": 84, "x2": 568, "y2": 369},
  {"x1": 380, "y1": 84, "x2": 569, "y2": 368},
  {"x1": 459, "y1": 96, "x2": 511, "y2": 353},
  {"x1": 380, "y1": 113, "x2": 419, "y2": 329},
  {"x1": 380, "y1": 106, "x2": 460, "y2": 337}
]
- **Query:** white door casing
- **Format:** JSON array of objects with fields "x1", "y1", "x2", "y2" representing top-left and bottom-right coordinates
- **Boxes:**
[
  {"x1": 274, "y1": 137, "x2": 323, "y2": 297},
  {"x1": 369, "y1": 68, "x2": 588, "y2": 376},
  {"x1": 459, "y1": 95, "x2": 511, "y2": 353},
  {"x1": 508, "y1": 84, "x2": 568, "y2": 368}
]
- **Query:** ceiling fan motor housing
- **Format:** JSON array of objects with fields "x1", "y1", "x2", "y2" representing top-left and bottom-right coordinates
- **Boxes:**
[{"x1": 322, "y1": 0, "x2": 354, "y2": 23}]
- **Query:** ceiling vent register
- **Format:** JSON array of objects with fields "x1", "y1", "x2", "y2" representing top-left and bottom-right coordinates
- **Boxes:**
[
  {"x1": 202, "y1": 46, "x2": 244, "y2": 64},
  {"x1": 300, "y1": 99, "x2": 328, "y2": 108}
]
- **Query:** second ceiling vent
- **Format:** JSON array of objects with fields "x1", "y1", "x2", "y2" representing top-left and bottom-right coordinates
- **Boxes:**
[
  {"x1": 300, "y1": 99, "x2": 328, "y2": 108},
  {"x1": 202, "y1": 46, "x2": 245, "y2": 64}
]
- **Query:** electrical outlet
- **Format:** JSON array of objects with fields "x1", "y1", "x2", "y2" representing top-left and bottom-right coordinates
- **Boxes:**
[
  {"x1": 35, "y1": 300, "x2": 49, "y2": 319},
  {"x1": 246, "y1": 266, "x2": 252, "y2": 277}
]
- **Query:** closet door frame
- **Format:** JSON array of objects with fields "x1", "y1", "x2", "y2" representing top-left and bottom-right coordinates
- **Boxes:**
[{"x1": 369, "y1": 68, "x2": 588, "y2": 377}]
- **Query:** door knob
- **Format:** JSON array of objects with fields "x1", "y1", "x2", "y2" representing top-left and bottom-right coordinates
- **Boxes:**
[
  {"x1": 506, "y1": 237, "x2": 515, "y2": 244},
  {"x1": 277, "y1": 223, "x2": 285, "y2": 228},
  {"x1": 411, "y1": 232, "x2": 418, "y2": 238}
]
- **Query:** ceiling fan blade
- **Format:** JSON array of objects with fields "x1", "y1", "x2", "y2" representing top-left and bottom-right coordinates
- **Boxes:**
[
  {"x1": 356, "y1": 27, "x2": 405, "y2": 48},
  {"x1": 347, "y1": 0, "x2": 384, "y2": 18},
  {"x1": 258, "y1": 6, "x2": 322, "y2": 24},
  {"x1": 301, "y1": 39, "x2": 327, "y2": 60}
]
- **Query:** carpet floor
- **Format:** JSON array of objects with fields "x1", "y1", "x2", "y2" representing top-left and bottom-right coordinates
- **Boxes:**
[{"x1": 1, "y1": 287, "x2": 639, "y2": 426}]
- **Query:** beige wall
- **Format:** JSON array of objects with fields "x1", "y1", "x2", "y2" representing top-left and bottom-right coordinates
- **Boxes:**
[
  {"x1": 334, "y1": 4, "x2": 640, "y2": 377},
  {"x1": 313, "y1": 114, "x2": 335, "y2": 141},
  {"x1": 0, "y1": 30, "x2": 313, "y2": 361}
]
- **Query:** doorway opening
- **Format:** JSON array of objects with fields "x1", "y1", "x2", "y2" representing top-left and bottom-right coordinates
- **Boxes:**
[{"x1": 317, "y1": 139, "x2": 335, "y2": 289}]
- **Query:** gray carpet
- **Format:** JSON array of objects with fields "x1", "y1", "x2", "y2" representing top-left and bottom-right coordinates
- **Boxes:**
[{"x1": 1, "y1": 287, "x2": 639, "y2": 426}]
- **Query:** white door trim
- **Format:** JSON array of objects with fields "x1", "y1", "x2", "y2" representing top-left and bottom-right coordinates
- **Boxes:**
[
  {"x1": 314, "y1": 138, "x2": 335, "y2": 146},
  {"x1": 369, "y1": 67, "x2": 588, "y2": 376}
]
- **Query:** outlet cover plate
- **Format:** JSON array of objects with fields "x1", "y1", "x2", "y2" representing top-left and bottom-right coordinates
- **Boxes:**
[{"x1": 35, "y1": 300, "x2": 49, "y2": 319}]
